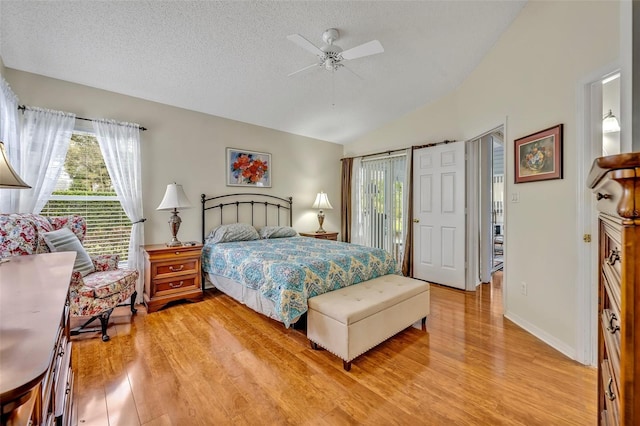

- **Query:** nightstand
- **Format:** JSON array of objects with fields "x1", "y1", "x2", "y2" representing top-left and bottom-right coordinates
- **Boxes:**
[
  {"x1": 299, "y1": 231, "x2": 339, "y2": 241},
  {"x1": 143, "y1": 243, "x2": 203, "y2": 313}
]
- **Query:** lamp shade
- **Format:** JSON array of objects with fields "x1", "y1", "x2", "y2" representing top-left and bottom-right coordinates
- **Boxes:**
[
  {"x1": 156, "y1": 183, "x2": 192, "y2": 211},
  {"x1": 603, "y1": 109, "x2": 621, "y2": 133},
  {"x1": 0, "y1": 141, "x2": 30, "y2": 189},
  {"x1": 312, "y1": 192, "x2": 333, "y2": 210}
]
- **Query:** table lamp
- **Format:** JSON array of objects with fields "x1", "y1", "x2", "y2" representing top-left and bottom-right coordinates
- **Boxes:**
[
  {"x1": 156, "y1": 183, "x2": 192, "y2": 247},
  {"x1": 0, "y1": 141, "x2": 30, "y2": 189},
  {"x1": 312, "y1": 191, "x2": 333, "y2": 233}
]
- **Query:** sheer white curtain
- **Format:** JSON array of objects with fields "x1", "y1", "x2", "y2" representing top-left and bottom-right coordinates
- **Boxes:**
[
  {"x1": 350, "y1": 157, "x2": 365, "y2": 244},
  {"x1": 19, "y1": 107, "x2": 75, "y2": 213},
  {"x1": 0, "y1": 77, "x2": 23, "y2": 212},
  {"x1": 93, "y1": 119, "x2": 145, "y2": 302}
]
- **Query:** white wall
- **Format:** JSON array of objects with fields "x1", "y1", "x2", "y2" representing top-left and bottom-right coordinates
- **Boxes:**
[
  {"x1": 345, "y1": 1, "x2": 620, "y2": 358},
  {"x1": 3, "y1": 68, "x2": 343, "y2": 244}
]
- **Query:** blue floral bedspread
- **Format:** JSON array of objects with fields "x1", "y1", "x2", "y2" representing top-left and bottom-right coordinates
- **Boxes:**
[{"x1": 202, "y1": 237, "x2": 398, "y2": 327}]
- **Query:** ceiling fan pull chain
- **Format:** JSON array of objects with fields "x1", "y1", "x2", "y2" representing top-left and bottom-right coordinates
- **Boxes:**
[{"x1": 332, "y1": 71, "x2": 336, "y2": 108}]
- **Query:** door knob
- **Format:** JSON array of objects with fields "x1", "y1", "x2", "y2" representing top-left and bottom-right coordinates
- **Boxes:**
[{"x1": 413, "y1": 219, "x2": 420, "y2": 223}]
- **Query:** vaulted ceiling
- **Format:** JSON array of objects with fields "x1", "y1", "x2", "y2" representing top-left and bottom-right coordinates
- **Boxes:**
[{"x1": 0, "y1": 1, "x2": 526, "y2": 144}]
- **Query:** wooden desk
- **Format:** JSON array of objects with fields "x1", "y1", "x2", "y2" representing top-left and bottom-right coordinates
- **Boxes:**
[{"x1": 0, "y1": 252, "x2": 76, "y2": 426}]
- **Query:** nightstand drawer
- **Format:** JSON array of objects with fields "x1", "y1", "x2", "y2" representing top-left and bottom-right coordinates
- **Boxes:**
[
  {"x1": 153, "y1": 259, "x2": 198, "y2": 279},
  {"x1": 299, "y1": 231, "x2": 338, "y2": 241},
  {"x1": 154, "y1": 276, "x2": 199, "y2": 296}
]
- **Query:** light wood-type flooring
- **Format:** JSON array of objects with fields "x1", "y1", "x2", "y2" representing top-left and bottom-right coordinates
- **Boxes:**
[{"x1": 71, "y1": 272, "x2": 597, "y2": 425}]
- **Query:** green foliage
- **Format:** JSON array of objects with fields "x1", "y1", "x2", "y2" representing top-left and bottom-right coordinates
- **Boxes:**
[
  {"x1": 65, "y1": 134, "x2": 112, "y2": 192},
  {"x1": 51, "y1": 190, "x2": 117, "y2": 196}
]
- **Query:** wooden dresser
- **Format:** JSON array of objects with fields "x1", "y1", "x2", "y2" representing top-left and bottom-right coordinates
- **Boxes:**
[
  {"x1": 588, "y1": 152, "x2": 640, "y2": 425},
  {"x1": 143, "y1": 243, "x2": 203, "y2": 313},
  {"x1": 0, "y1": 252, "x2": 77, "y2": 426}
]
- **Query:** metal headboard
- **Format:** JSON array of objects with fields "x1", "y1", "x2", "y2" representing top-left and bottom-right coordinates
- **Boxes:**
[{"x1": 201, "y1": 193, "x2": 293, "y2": 242}]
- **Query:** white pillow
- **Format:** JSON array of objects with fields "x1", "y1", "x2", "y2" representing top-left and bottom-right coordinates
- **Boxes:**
[
  {"x1": 206, "y1": 223, "x2": 259, "y2": 244},
  {"x1": 258, "y1": 226, "x2": 298, "y2": 239},
  {"x1": 42, "y1": 228, "x2": 95, "y2": 277}
]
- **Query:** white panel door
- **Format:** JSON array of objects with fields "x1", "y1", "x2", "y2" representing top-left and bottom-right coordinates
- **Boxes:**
[{"x1": 413, "y1": 141, "x2": 466, "y2": 289}]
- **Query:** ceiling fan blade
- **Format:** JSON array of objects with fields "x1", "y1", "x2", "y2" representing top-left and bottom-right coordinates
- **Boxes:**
[
  {"x1": 287, "y1": 62, "x2": 320, "y2": 77},
  {"x1": 341, "y1": 40, "x2": 384, "y2": 60},
  {"x1": 341, "y1": 64, "x2": 363, "y2": 80},
  {"x1": 286, "y1": 34, "x2": 324, "y2": 56}
]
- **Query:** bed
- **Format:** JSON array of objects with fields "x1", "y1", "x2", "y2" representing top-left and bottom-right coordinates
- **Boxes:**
[{"x1": 200, "y1": 193, "x2": 399, "y2": 327}]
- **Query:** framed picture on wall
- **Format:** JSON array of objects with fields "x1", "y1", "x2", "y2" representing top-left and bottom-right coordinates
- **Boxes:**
[
  {"x1": 514, "y1": 124, "x2": 563, "y2": 184},
  {"x1": 226, "y1": 148, "x2": 272, "y2": 187}
]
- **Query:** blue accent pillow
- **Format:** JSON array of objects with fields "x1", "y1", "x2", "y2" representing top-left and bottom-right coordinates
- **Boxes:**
[
  {"x1": 258, "y1": 226, "x2": 298, "y2": 239},
  {"x1": 42, "y1": 227, "x2": 95, "y2": 276},
  {"x1": 207, "y1": 223, "x2": 259, "y2": 244}
]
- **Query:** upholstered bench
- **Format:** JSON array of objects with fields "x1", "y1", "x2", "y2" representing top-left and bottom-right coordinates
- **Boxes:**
[{"x1": 307, "y1": 274, "x2": 430, "y2": 371}]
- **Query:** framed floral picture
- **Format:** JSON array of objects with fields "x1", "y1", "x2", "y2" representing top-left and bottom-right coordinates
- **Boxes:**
[
  {"x1": 514, "y1": 124, "x2": 563, "y2": 184},
  {"x1": 226, "y1": 148, "x2": 271, "y2": 187}
]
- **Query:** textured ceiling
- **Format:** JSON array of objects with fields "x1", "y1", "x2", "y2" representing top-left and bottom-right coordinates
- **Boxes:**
[{"x1": 0, "y1": 1, "x2": 526, "y2": 144}]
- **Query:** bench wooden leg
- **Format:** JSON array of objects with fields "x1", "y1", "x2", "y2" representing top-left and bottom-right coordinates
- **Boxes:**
[
  {"x1": 343, "y1": 360, "x2": 351, "y2": 371},
  {"x1": 309, "y1": 340, "x2": 319, "y2": 350},
  {"x1": 421, "y1": 316, "x2": 427, "y2": 331}
]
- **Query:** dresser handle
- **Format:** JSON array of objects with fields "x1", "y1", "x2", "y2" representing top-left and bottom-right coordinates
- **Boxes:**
[
  {"x1": 169, "y1": 281, "x2": 184, "y2": 289},
  {"x1": 607, "y1": 313, "x2": 620, "y2": 334},
  {"x1": 605, "y1": 377, "x2": 616, "y2": 401},
  {"x1": 169, "y1": 265, "x2": 184, "y2": 272},
  {"x1": 607, "y1": 249, "x2": 620, "y2": 266},
  {"x1": 596, "y1": 192, "x2": 612, "y2": 200}
]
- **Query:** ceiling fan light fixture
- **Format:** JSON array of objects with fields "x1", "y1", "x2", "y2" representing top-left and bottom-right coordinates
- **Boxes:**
[{"x1": 287, "y1": 28, "x2": 384, "y2": 78}]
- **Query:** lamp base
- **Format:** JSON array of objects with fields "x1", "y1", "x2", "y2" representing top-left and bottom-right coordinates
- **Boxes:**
[
  {"x1": 166, "y1": 209, "x2": 183, "y2": 247},
  {"x1": 165, "y1": 238, "x2": 183, "y2": 247},
  {"x1": 316, "y1": 210, "x2": 326, "y2": 233}
]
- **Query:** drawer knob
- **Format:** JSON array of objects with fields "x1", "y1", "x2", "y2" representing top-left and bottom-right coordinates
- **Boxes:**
[
  {"x1": 169, "y1": 281, "x2": 184, "y2": 289},
  {"x1": 596, "y1": 192, "x2": 612, "y2": 200},
  {"x1": 605, "y1": 377, "x2": 616, "y2": 401},
  {"x1": 607, "y1": 249, "x2": 620, "y2": 266},
  {"x1": 607, "y1": 312, "x2": 620, "y2": 334},
  {"x1": 169, "y1": 265, "x2": 184, "y2": 272}
]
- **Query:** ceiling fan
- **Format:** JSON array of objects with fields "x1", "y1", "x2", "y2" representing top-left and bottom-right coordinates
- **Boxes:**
[{"x1": 286, "y1": 28, "x2": 384, "y2": 78}]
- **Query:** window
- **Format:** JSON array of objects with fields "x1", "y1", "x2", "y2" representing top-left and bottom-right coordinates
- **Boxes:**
[
  {"x1": 40, "y1": 133, "x2": 131, "y2": 261},
  {"x1": 352, "y1": 154, "x2": 408, "y2": 264}
]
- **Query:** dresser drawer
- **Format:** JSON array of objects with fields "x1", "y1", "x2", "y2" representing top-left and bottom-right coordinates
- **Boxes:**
[
  {"x1": 601, "y1": 220, "x2": 623, "y2": 283},
  {"x1": 153, "y1": 276, "x2": 199, "y2": 297},
  {"x1": 602, "y1": 264, "x2": 621, "y2": 316},
  {"x1": 152, "y1": 258, "x2": 199, "y2": 279},
  {"x1": 601, "y1": 359, "x2": 620, "y2": 426},
  {"x1": 601, "y1": 309, "x2": 620, "y2": 381}
]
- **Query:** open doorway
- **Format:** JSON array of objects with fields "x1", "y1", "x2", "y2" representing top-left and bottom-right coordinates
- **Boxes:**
[
  {"x1": 576, "y1": 67, "x2": 620, "y2": 366},
  {"x1": 492, "y1": 133, "x2": 505, "y2": 273},
  {"x1": 466, "y1": 125, "x2": 505, "y2": 290}
]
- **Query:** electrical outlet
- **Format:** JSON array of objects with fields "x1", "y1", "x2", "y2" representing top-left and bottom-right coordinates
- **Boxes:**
[{"x1": 521, "y1": 281, "x2": 527, "y2": 296}]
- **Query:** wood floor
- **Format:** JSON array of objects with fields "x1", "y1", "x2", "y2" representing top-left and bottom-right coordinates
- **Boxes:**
[{"x1": 71, "y1": 272, "x2": 597, "y2": 425}]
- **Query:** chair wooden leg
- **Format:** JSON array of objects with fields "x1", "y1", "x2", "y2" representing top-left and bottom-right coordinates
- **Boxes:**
[
  {"x1": 99, "y1": 310, "x2": 113, "y2": 342},
  {"x1": 130, "y1": 291, "x2": 138, "y2": 314}
]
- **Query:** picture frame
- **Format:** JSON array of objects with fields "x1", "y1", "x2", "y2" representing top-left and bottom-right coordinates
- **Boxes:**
[
  {"x1": 514, "y1": 124, "x2": 563, "y2": 184},
  {"x1": 226, "y1": 148, "x2": 271, "y2": 187}
]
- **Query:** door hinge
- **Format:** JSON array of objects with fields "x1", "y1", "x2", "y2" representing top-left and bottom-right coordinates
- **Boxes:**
[{"x1": 583, "y1": 234, "x2": 592, "y2": 243}]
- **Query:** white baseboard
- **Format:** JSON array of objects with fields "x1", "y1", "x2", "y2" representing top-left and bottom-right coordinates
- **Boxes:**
[{"x1": 504, "y1": 310, "x2": 577, "y2": 361}]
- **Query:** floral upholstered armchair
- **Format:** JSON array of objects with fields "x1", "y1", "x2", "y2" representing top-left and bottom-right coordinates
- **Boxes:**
[{"x1": 0, "y1": 213, "x2": 138, "y2": 341}]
